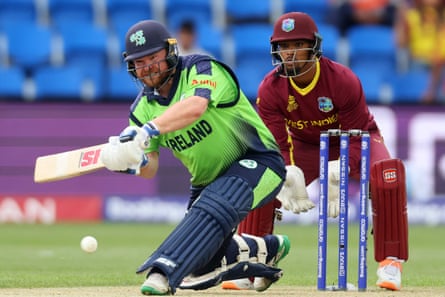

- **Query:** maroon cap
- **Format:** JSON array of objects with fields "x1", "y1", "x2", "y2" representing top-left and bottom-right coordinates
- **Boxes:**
[{"x1": 270, "y1": 12, "x2": 318, "y2": 44}]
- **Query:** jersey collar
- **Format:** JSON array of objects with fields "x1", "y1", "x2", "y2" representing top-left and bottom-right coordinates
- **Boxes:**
[{"x1": 288, "y1": 60, "x2": 320, "y2": 96}]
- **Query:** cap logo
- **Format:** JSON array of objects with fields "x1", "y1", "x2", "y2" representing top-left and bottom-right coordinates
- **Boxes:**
[
  {"x1": 130, "y1": 30, "x2": 146, "y2": 46},
  {"x1": 282, "y1": 18, "x2": 295, "y2": 32}
]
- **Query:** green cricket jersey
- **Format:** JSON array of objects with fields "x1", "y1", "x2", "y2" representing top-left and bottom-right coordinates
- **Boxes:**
[{"x1": 128, "y1": 55, "x2": 281, "y2": 186}]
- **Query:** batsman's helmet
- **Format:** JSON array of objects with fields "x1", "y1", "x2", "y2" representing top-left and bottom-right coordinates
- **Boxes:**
[
  {"x1": 122, "y1": 20, "x2": 178, "y2": 77},
  {"x1": 270, "y1": 12, "x2": 322, "y2": 76}
]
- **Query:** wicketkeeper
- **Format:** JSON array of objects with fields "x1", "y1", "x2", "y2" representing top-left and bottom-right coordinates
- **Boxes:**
[{"x1": 224, "y1": 12, "x2": 409, "y2": 291}]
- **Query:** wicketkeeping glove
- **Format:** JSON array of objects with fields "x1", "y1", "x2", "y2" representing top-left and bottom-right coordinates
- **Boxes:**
[
  {"x1": 276, "y1": 165, "x2": 315, "y2": 214},
  {"x1": 327, "y1": 160, "x2": 350, "y2": 218}
]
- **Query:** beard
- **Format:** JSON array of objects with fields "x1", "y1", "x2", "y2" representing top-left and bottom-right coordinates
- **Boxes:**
[{"x1": 140, "y1": 69, "x2": 171, "y2": 89}]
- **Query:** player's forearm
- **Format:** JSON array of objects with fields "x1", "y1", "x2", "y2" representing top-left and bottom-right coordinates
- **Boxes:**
[
  {"x1": 151, "y1": 96, "x2": 208, "y2": 133},
  {"x1": 138, "y1": 152, "x2": 159, "y2": 179}
]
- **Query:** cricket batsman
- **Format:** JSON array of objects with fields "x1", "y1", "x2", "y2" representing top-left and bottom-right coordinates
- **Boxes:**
[{"x1": 98, "y1": 19, "x2": 308, "y2": 295}]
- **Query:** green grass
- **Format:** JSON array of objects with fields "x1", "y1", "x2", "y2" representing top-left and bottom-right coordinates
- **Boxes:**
[{"x1": 0, "y1": 223, "x2": 443, "y2": 289}]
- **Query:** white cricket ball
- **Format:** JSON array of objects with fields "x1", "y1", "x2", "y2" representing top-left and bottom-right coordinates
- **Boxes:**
[{"x1": 80, "y1": 236, "x2": 98, "y2": 253}]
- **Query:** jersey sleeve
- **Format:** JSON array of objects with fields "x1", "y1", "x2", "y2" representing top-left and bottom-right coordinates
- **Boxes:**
[
  {"x1": 257, "y1": 79, "x2": 292, "y2": 164},
  {"x1": 335, "y1": 68, "x2": 376, "y2": 165},
  {"x1": 336, "y1": 69, "x2": 376, "y2": 132},
  {"x1": 182, "y1": 60, "x2": 238, "y2": 107}
]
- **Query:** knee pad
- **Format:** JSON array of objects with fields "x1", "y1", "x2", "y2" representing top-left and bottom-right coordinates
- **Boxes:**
[
  {"x1": 193, "y1": 175, "x2": 254, "y2": 234},
  {"x1": 136, "y1": 176, "x2": 253, "y2": 292}
]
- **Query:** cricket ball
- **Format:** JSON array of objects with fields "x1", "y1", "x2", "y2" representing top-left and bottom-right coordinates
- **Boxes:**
[{"x1": 80, "y1": 236, "x2": 98, "y2": 253}]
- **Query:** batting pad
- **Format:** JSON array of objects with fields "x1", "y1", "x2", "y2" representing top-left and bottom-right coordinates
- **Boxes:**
[
  {"x1": 136, "y1": 176, "x2": 253, "y2": 293},
  {"x1": 371, "y1": 158, "x2": 409, "y2": 262}
]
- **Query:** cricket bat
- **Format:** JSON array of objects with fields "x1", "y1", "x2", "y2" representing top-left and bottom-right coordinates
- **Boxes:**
[{"x1": 34, "y1": 144, "x2": 106, "y2": 183}]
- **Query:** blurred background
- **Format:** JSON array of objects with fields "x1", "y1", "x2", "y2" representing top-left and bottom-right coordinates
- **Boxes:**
[{"x1": 1, "y1": 0, "x2": 445, "y2": 225}]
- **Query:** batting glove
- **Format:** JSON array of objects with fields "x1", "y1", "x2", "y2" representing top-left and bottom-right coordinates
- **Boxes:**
[
  {"x1": 277, "y1": 165, "x2": 315, "y2": 214},
  {"x1": 100, "y1": 126, "x2": 149, "y2": 175},
  {"x1": 141, "y1": 121, "x2": 160, "y2": 139}
]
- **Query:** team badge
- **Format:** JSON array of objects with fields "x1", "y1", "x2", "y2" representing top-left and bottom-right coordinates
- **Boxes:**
[
  {"x1": 130, "y1": 30, "x2": 146, "y2": 46},
  {"x1": 282, "y1": 18, "x2": 295, "y2": 32},
  {"x1": 318, "y1": 97, "x2": 333, "y2": 112},
  {"x1": 239, "y1": 159, "x2": 258, "y2": 169}
]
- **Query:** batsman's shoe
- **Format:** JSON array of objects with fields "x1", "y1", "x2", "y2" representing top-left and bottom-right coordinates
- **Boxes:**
[
  {"x1": 141, "y1": 272, "x2": 171, "y2": 295},
  {"x1": 221, "y1": 278, "x2": 254, "y2": 290},
  {"x1": 269, "y1": 234, "x2": 291, "y2": 267},
  {"x1": 376, "y1": 258, "x2": 403, "y2": 291},
  {"x1": 254, "y1": 234, "x2": 290, "y2": 292}
]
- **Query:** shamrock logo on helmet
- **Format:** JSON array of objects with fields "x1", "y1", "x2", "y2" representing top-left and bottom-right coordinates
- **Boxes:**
[{"x1": 130, "y1": 30, "x2": 146, "y2": 46}]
